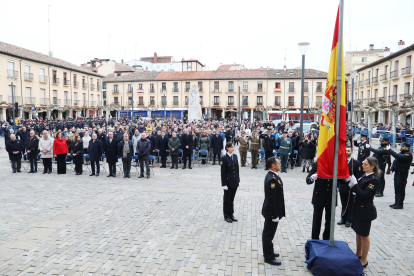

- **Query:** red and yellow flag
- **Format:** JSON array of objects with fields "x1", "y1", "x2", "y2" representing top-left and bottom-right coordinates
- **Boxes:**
[{"x1": 316, "y1": 6, "x2": 349, "y2": 179}]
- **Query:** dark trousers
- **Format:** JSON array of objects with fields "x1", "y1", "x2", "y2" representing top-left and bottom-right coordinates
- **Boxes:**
[
  {"x1": 28, "y1": 152, "x2": 38, "y2": 172},
  {"x1": 339, "y1": 191, "x2": 354, "y2": 222},
  {"x1": 290, "y1": 151, "x2": 296, "y2": 168},
  {"x1": 161, "y1": 156, "x2": 167, "y2": 167},
  {"x1": 262, "y1": 218, "x2": 279, "y2": 261},
  {"x1": 56, "y1": 154, "x2": 67, "y2": 174},
  {"x1": 280, "y1": 154, "x2": 289, "y2": 172},
  {"x1": 139, "y1": 159, "x2": 150, "y2": 176},
  {"x1": 213, "y1": 153, "x2": 221, "y2": 164},
  {"x1": 74, "y1": 160, "x2": 83, "y2": 174},
  {"x1": 171, "y1": 156, "x2": 178, "y2": 168},
  {"x1": 377, "y1": 163, "x2": 386, "y2": 194},
  {"x1": 223, "y1": 187, "x2": 237, "y2": 218},
  {"x1": 42, "y1": 158, "x2": 52, "y2": 173},
  {"x1": 239, "y1": 150, "x2": 247, "y2": 166},
  {"x1": 312, "y1": 205, "x2": 332, "y2": 240},
  {"x1": 108, "y1": 162, "x2": 116, "y2": 175},
  {"x1": 91, "y1": 161, "x2": 100, "y2": 174},
  {"x1": 11, "y1": 159, "x2": 21, "y2": 171},
  {"x1": 264, "y1": 150, "x2": 273, "y2": 169},
  {"x1": 183, "y1": 153, "x2": 192, "y2": 167},
  {"x1": 394, "y1": 171, "x2": 408, "y2": 206},
  {"x1": 123, "y1": 161, "x2": 131, "y2": 176}
]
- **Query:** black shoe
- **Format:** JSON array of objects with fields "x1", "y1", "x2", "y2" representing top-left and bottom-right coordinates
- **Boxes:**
[
  {"x1": 255, "y1": 167, "x2": 257, "y2": 169},
  {"x1": 189, "y1": 166, "x2": 192, "y2": 169},
  {"x1": 362, "y1": 261, "x2": 368, "y2": 268},
  {"x1": 291, "y1": 166, "x2": 294, "y2": 170},
  {"x1": 345, "y1": 221, "x2": 351, "y2": 227},
  {"x1": 212, "y1": 163, "x2": 216, "y2": 165},
  {"x1": 127, "y1": 175, "x2": 130, "y2": 178},
  {"x1": 307, "y1": 167, "x2": 310, "y2": 173},
  {"x1": 12, "y1": 170, "x2": 16, "y2": 173},
  {"x1": 273, "y1": 252, "x2": 280, "y2": 258},
  {"x1": 123, "y1": 175, "x2": 127, "y2": 178},
  {"x1": 225, "y1": 218, "x2": 233, "y2": 223},
  {"x1": 96, "y1": 174, "x2": 99, "y2": 177},
  {"x1": 251, "y1": 167, "x2": 254, "y2": 169},
  {"x1": 28, "y1": 171, "x2": 34, "y2": 173},
  {"x1": 230, "y1": 216, "x2": 237, "y2": 221},
  {"x1": 112, "y1": 174, "x2": 116, "y2": 177},
  {"x1": 389, "y1": 203, "x2": 396, "y2": 208},
  {"x1": 17, "y1": 170, "x2": 21, "y2": 172},
  {"x1": 241, "y1": 165, "x2": 245, "y2": 167},
  {"x1": 138, "y1": 175, "x2": 144, "y2": 178},
  {"x1": 303, "y1": 166, "x2": 305, "y2": 172},
  {"x1": 89, "y1": 173, "x2": 95, "y2": 176},
  {"x1": 170, "y1": 167, "x2": 174, "y2": 169},
  {"x1": 392, "y1": 205, "x2": 403, "y2": 209},
  {"x1": 375, "y1": 193, "x2": 383, "y2": 197},
  {"x1": 264, "y1": 259, "x2": 281, "y2": 266},
  {"x1": 147, "y1": 176, "x2": 150, "y2": 179},
  {"x1": 175, "y1": 167, "x2": 178, "y2": 169},
  {"x1": 107, "y1": 174, "x2": 112, "y2": 177},
  {"x1": 337, "y1": 219, "x2": 346, "y2": 225},
  {"x1": 43, "y1": 172, "x2": 47, "y2": 174}
]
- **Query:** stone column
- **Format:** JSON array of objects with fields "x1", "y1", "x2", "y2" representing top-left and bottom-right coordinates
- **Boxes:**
[
  {"x1": 58, "y1": 111, "x2": 62, "y2": 119},
  {"x1": 250, "y1": 109, "x2": 253, "y2": 122},
  {"x1": 147, "y1": 110, "x2": 151, "y2": 119},
  {"x1": 106, "y1": 110, "x2": 109, "y2": 120},
  {"x1": 1, "y1": 108, "x2": 6, "y2": 120},
  {"x1": 47, "y1": 110, "x2": 51, "y2": 118},
  {"x1": 76, "y1": 111, "x2": 81, "y2": 118}
]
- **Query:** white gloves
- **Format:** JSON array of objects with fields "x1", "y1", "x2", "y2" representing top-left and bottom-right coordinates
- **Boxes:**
[
  {"x1": 345, "y1": 176, "x2": 351, "y2": 182},
  {"x1": 366, "y1": 144, "x2": 370, "y2": 148},
  {"x1": 310, "y1": 174, "x2": 318, "y2": 181},
  {"x1": 223, "y1": 186, "x2": 228, "y2": 190},
  {"x1": 386, "y1": 145, "x2": 391, "y2": 150},
  {"x1": 272, "y1": 217, "x2": 280, "y2": 222},
  {"x1": 348, "y1": 175, "x2": 357, "y2": 188}
]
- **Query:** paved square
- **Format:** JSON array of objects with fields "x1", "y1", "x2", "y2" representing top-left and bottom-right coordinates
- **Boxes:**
[{"x1": 0, "y1": 137, "x2": 413, "y2": 276}]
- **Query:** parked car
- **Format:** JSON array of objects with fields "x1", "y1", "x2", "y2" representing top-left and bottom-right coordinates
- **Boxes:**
[{"x1": 289, "y1": 122, "x2": 318, "y2": 136}]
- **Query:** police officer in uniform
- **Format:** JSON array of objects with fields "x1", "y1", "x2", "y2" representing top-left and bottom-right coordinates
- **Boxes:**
[
  {"x1": 354, "y1": 134, "x2": 370, "y2": 162},
  {"x1": 221, "y1": 142, "x2": 240, "y2": 223},
  {"x1": 235, "y1": 131, "x2": 249, "y2": 167},
  {"x1": 307, "y1": 162, "x2": 338, "y2": 240},
  {"x1": 260, "y1": 127, "x2": 276, "y2": 170},
  {"x1": 387, "y1": 142, "x2": 413, "y2": 209},
  {"x1": 261, "y1": 156, "x2": 285, "y2": 266},
  {"x1": 276, "y1": 131, "x2": 291, "y2": 173},
  {"x1": 248, "y1": 129, "x2": 260, "y2": 169},
  {"x1": 366, "y1": 137, "x2": 391, "y2": 197}
]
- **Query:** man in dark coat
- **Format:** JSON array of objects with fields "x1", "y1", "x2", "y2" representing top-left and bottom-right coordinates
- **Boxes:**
[
  {"x1": 210, "y1": 129, "x2": 223, "y2": 165},
  {"x1": 354, "y1": 134, "x2": 370, "y2": 162},
  {"x1": 88, "y1": 133, "x2": 103, "y2": 176},
  {"x1": 104, "y1": 131, "x2": 119, "y2": 177},
  {"x1": 261, "y1": 157, "x2": 285, "y2": 266},
  {"x1": 97, "y1": 129, "x2": 107, "y2": 145},
  {"x1": 25, "y1": 130, "x2": 39, "y2": 173},
  {"x1": 259, "y1": 128, "x2": 276, "y2": 170},
  {"x1": 156, "y1": 131, "x2": 169, "y2": 168},
  {"x1": 181, "y1": 129, "x2": 193, "y2": 169},
  {"x1": 147, "y1": 131, "x2": 157, "y2": 165},
  {"x1": 366, "y1": 137, "x2": 391, "y2": 197},
  {"x1": 6, "y1": 134, "x2": 24, "y2": 173},
  {"x1": 17, "y1": 126, "x2": 30, "y2": 158},
  {"x1": 136, "y1": 132, "x2": 151, "y2": 179}
]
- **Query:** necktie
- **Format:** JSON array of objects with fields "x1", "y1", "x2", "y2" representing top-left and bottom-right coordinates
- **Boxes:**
[{"x1": 231, "y1": 155, "x2": 233, "y2": 161}]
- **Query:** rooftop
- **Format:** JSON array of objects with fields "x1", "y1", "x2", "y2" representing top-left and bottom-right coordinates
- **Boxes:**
[{"x1": 114, "y1": 62, "x2": 135, "y2": 72}]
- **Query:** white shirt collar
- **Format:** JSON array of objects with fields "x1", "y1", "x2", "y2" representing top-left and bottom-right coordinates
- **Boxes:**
[
  {"x1": 365, "y1": 172, "x2": 374, "y2": 176},
  {"x1": 227, "y1": 152, "x2": 232, "y2": 158},
  {"x1": 348, "y1": 158, "x2": 352, "y2": 163},
  {"x1": 269, "y1": 169, "x2": 279, "y2": 176}
]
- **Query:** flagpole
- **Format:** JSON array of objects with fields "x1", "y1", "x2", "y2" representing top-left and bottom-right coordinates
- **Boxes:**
[{"x1": 329, "y1": 0, "x2": 344, "y2": 247}]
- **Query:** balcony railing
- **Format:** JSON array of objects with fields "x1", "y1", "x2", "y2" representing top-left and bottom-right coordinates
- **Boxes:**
[
  {"x1": 228, "y1": 88, "x2": 234, "y2": 92},
  {"x1": 288, "y1": 87, "x2": 295, "y2": 92},
  {"x1": 73, "y1": 81, "x2": 79, "y2": 88},
  {"x1": 256, "y1": 88, "x2": 264, "y2": 93},
  {"x1": 25, "y1": 97, "x2": 36, "y2": 104},
  {"x1": 112, "y1": 90, "x2": 119, "y2": 93},
  {"x1": 8, "y1": 96, "x2": 21, "y2": 103},
  {"x1": 380, "y1": 74, "x2": 388, "y2": 82},
  {"x1": 315, "y1": 101, "x2": 322, "y2": 107},
  {"x1": 63, "y1": 79, "x2": 70, "y2": 86},
  {"x1": 52, "y1": 78, "x2": 59, "y2": 85},
  {"x1": 82, "y1": 83, "x2": 87, "y2": 89},
  {"x1": 304, "y1": 88, "x2": 309, "y2": 92},
  {"x1": 288, "y1": 101, "x2": 295, "y2": 107},
  {"x1": 113, "y1": 101, "x2": 120, "y2": 106},
  {"x1": 362, "y1": 98, "x2": 368, "y2": 104},
  {"x1": 185, "y1": 88, "x2": 190, "y2": 92},
  {"x1": 149, "y1": 88, "x2": 155, "y2": 93},
  {"x1": 73, "y1": 100, "x2": 79, "y2": 106},
  {"x1": 316, "y1": 87, "x2": 323, "y2": 92},
  {"x1": 97, "y1": 84, "x2": 101, "y2": 91},
  {"x1": 40, "y1": 98, "x2": 49, "y2": 105},
  {"x1": 388, "y1": 95, "x2": 397, "y2": 102},
  {"x1": 24, "y1": 73, "x2": 33, "y2": 81},
  {"x1": 370, "y1": 97, "x2": 378, "y2": 102},
  {"x1": 243, "y1": 101, "x2": 249, "y2": 106},
  {"x1": 39, "y1": 75, "x2": 48, "y2": 83},
  {"x1": 378, "y1": 97, "x2": 385, "y2": 102},
  {"x1": 7, "y1": 70, "x2": 18, "y2": 78},
  {"x1": 212, "y1": 88, "x2": 221, "y2": 93},
  {"x1": 226, "y1": 101, "x2": 234, "y2": 106},
  {"x1": 256, "y1": 102, "x2": 263, "y2": 106},
  {"x1": 372, "y1": 76, "x2": 378, "y2": 84},
  {"x1": 364, "y1": 79, "x2": 370, "y2": 85},
  {"x1": 160, "y1": 88, "x2": 167, "y2": 93},
  {"x1": 83, "y1": 101, "x2": 88, "y2": 106},
  {"x1": 390, "y1": 70, "x2": 399, "y2": 79},
  {"x1": 358, "y1": 81, "x2": 364, "y2": 87},
  {"x1": 401, "y1": 66, "x2": 411, "y2": 76},
  {"x1": 90, "y1": 84, "x2": 95, "y2": 90},
  {"x1": 52, "y1": 98, "x2": 61, "y2": 105},
  {"x1": 64, "y1": 99, "x2": 71, "y2": 105},
  {"x1": 399, "y1": 94, "x2": 410, "y2": 102},
  {"x1": 172, "y1": 101, "x2": 179, "y2": 106},
  {"x1": 127, "y1": 89, "x2": 133, "y2": 93},
  {"x1": 149, "y1": 101, "x2": 156, "y2": 106},
  {"x1": 172, "y1": 88, "x2": 179, "y2": 93},
  {"x1": 90, "y1": 101, "x2": 96, "y2": 106},
  {"x1": 213, "y1": 100, "x2": 221, "y2": 106}
]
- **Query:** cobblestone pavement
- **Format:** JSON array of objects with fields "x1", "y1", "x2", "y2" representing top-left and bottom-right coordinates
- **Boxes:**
[{"x1": 0, "y1": 137, "x2": 413, "y2": 276}]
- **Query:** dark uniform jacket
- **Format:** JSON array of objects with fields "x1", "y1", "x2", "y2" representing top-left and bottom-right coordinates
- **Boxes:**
[
  {"x1": 104, "y1": 138, "x2": 119, "y2": 163},
  {"x1": 210, "y1": 134, "x2": 223, "y2": 155},
  {"x1": 354, "y1": 140, "x2": 370, "y2": 162},
  {"x1": 6, "y1": 139, "x2": 24, "y2": 160},
  {"x1": 156, "y1": 136, "x2": 170, "y2": 157},
  {"x1": 88, "y1": 139, "x2": 103, "y2": 162},
  {"x1": 261, "y1": 171, "x2": 285, "y2": 220},
  {"x1": 181, "y1": 134, "x2": 193, "y2": 154},
  {"x1": 339, "y1": 158, "x2": 362, "y2": 193},
  {"x1": 147, "y1": 135, "x2": 157, "y2": 155},
  {"x1": 25, "y1": 136, "x2": 39, "y2": 155},
  {"x1": 306, "y1": 162, "x2": 337, "y2": 207},
  {"x1": 97, "y1": 133, "x2": 107, "y2": 145},
  {"x1": 369, "y1": 145, "x2": 391, "y2": 166},
  {"x1": 259, "y1": 133, "x2": 276, "y2": 152},
  {"x1": 72, "y1": 141, "x2": 84, "y2": 165},
  {"x1": 17, "y1": 130, "x2": 30, "y2": 144},
  {"x1": 352, "y1": 173, "x2": 379, "y2": 221},
  {"x1": 389, "y1": 149, "x2": 413, "y2": 173},
  {"x1": 220, "y1": 153, "x2": 240, "y2": 188}
]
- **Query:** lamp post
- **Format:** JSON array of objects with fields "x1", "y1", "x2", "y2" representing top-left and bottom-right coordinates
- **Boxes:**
[
  {"x1": 163, "y1": 91, "x2": 166, "y2": 119},
  {"x1": 130, "y1": 82, "x2": 133, "y2": 120},
  {"x1": 237, "y1": 80, "x2": 242, "y2": 123},
  {"x1": 298, "y1": 42, "x2": 310, "y2": 165}
]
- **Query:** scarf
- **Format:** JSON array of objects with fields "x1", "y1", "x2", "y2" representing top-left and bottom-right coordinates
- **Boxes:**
[{"x1": 123, "y1": 140, "x2": 130, "y2": 158}]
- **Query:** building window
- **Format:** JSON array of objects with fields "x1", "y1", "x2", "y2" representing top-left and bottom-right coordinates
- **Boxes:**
[
  {"x1": 214, "y1": 96, "x2": 220, "y2": 105},
  {"x1": 316, "y1": 82, "x2": 322, "y2": 92},
  {"x1": 128, "y1": 84, "x2": 132, "y2": 92},
  {"x1": 173, "y1": 96, "x2": 179, "y2": 105},
  {"x1": 257, "y1": 82, "x2": 263, "y2": 92},
  {"x1": 304, "y1": 82, "x2": 308, "y2": 92},
  {"x1": 200, "y1": 96, "x2": 203, "y2": 104},
  {"x1": 150, "y1": 83, "x2": 155, "y2": 92},
  {"x1": 173, "y1": 82, "x2": 179, "y2": 92},
  {"x1": 188, "y1": 62, "x2": 192, "y2": 69},
  {"x1": 243, "y1": 96, "x2": 248, "y2": 105},
  {"x1": 228, "y1": 96, "x2": 234, "y2": 105},
  {"x1": 128, "y1": 97, "x2": 132, "y2": 105},
  {"x1": 185, "y1": 96, "x2": 188, "y2": 104},
  {"x1": 289, "y1": 82, "x2": 294, "y2": 92},
  {"x1": 117, "y1": 73, "x2": 121, "y2": 76},
  {"x1": 150, "y1": 96, "x2": 155, "y2": 105},
  {"x1": 228, "y1": 81, "x2": 234, "y2": 92},
  {"x1": 7, "y1": 60, "x2": 15, "y2": 78},
  {"x1": 186, "y1": 82, "x2": 190, "y2": 92},
  {"x1": 214, "y1": 81, "x2": 219, "y2": 92},
  {"x1": 162, "y1": 95, "x2": 167, "y2": 105},
  {"x1": 198, "y1": 82, "x2": 203, "y2": 91},
  {"x1": 362, "y1": 57, "x2": 367, "y2": 62},
  {"x1": 139, "y1": 84, "x2": 143, "y2": 89},
  {"x1": 316, "y1": 96, "x2": 322, "y2": 105},
  {"x1": 243, "y1": 81, "x2": 248, "y2": 92},
  {"x1": 275, "y1": 82, "x2": 281, "y2": 88},
  {"x1": 288, "y1": 96, "x2": 294, "y2": 106},
  {"x1": 275, "y1": 96, "x2": 281, "y2": 106},
  {"x1": 304, "y1": 96, "x2": 309, "y2": 107},
  {"x1": 114, "y1": 85, "x2": 118, "y2": 93},
  {"x1": 162, "y1": 82, "x2": 166, "y2": 91},
  {"x1": 139, "y1": 96, "x2": 144, "y2": 105},
  {"x1": 257, "y1": 96, "x2": 263, "y2": 105}
]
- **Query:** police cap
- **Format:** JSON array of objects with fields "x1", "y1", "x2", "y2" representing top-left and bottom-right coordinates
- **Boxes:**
[
  {"x1": 380, "y1": 137, "x2": 390, "y2": 142},
  {"x1": 402, "y1": 142, "x2": 411, "y2": 148},
  {"x1": 360, "y1": 134, "x2": 367, "y2": 138}
]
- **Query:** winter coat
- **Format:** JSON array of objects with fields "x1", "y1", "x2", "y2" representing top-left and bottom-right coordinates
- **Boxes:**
[
  {"x1": 118, "y1": 140, "x2": 134, "y2": 162},
  {"x1": 181, "y1": 134, "x2": 193, "y2": 154},
  {"x1": 72, "y1": 141, "x2": 84, "y2": 165},
  {"x1": 6, "y1": 139, "x2": 24, "y2": 160},
  {"x1": 39, "y1": 136, "x2": 54, "y2": 158},
  {"x1": 198, "y1": 135, "x2": 210, "y2": 151},
  {"x1": 66, "y1": 139, "x2": 73, "y2": 154},
  {"x1": 299, "y1": 140, "x2": 316, "y2": 160},
  {"x1": 156, "y1": 136, "x2": 170, "y2": 157},
  {"x1": 147, "y1": 135, "x2": 157, "y2": 156},
  {"x1": 136, "y1": 138, "x2": 151, "y2": 160},
  {"x1": 88, "y1": 139, "x2": 103, "y2": 162},
  {"x1": 25, "y1": 136, "x2": 39, "y2": 155},
  {"x1": 104, "y1": 138, "x2": 119, "y2": 163},
  {"x1": 210, "y1": 134, "x2": 223, "y2": 155},
  {"x1": 192, "y1": 135, "x2": 198, "y2": 150},
  {"x1": 168, "y1": 137, "x2": 181, "y2": 156},
  {"x1": 131, "y1": 134, "x2": 141, "y2": 154},
  {"x1": 53, "y1": 138, "x2": 68, "y2": 155}
]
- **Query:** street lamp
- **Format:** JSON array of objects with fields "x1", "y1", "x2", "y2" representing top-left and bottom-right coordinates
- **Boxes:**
[
  {"x1": 130, "y1": 82, "x2": 134, "y2": 120},
  {"x1": 163, "y1": 91, "x2": 166, "y2": 119},
  {"x1": 237, "y1": 80, "x2": 242, "y2": 122},
  {"x1": 298, "y1": 42, "x2": 310, "y2": 164}
]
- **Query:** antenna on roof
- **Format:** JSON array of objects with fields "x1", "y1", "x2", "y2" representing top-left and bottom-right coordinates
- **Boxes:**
[
  {"x1": 283, "y1": 48, "x2": 287, "y2": 70},
  {"x1": 48, "y1": 5, "x2": 53, "y2": 57}
]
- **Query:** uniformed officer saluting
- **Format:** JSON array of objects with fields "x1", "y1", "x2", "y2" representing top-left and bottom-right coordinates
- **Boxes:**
[
  {"x1": 235, "y1": 131, "x2": 249, "y2": 167},
  {"x1": 365, "y1": 137, "x2": 391, "y2": 197},
  {"x1": 221, "y1": 142, "x2": 240, "y2": 223},
  {"x1": 260, "y1": 127, "x2": 276, "y2": 170},
  {"x1": 276, "y1": 131, "x2": 292, "y2": 173},
  {"x1": 354, "y1": 133, "x2": 370, "y2": 162},
  {"x1": 387, "y1": 142, "x2": 413, "y2": 209},
  {"x1": 248, "y1": 129, "x2": 261, "y2": 169},
  {"x1": 261, "y1": 156, "x2": 285, "y2": 266}
]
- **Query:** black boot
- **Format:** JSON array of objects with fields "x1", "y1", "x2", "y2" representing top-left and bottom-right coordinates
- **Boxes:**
[{"x1": 302, "y1": 166, "x2": 305, "y2": 172}]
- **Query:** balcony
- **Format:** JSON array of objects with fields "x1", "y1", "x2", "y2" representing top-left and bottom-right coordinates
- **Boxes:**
[
  {"x1": 370, "y1": 97, "x2": 378, "y2": 102},
  {"x1": 315, "y1": 101, "x2": 322, "y2": 107},
  {"x1": 364, "y1": 79, "x2": 370, "y2": 86},
  {"x1": 90, "y1": 84, "x2": 95, "y2": 90},
  {"x1": 256, "y1": 102, "x2": 263, "y2": 107},
  {"x1": 401, "y1": 66, "x2": 411, "y2": 76},
  {"x1": 358, "y1": 81, "x2": 364, "y2": 87},
  {"x1": 149, "y1": 101, "x2": 156, "y2": 106},
  {"x1": 228, "y1": 88, "x2": 234, "y2": 92},
  {"x1": 82, "y1": 101, "x2": 88, "y2": 106},
  {"x1": 172, "y1": 101, "x2": 179, "y2": 106},
  {"x1": 226, "y1": 101, "x2": 234, "y2": 106},
  {"x1": 388, "y1": 95, "x2": 397, "y2": 102},
  {"x1": 304, "y1": 88, "x2": 309, "y2": 92},
  {"x1": 24, "y1": 73, "x2": 33, "y2": 81},
  {"x1": 213, "y1": 100, "x2": 221, "y2": 106},
  {"x1": 40, "y1": 98, "x2": 49, "y2": 105},
  {"x1": 52, "y1": 78, "x2": 59, "y2": 85},
  {"x1": 113, "y1": 101, "x2": 120, "y2": 106},
  {"x1": 288, "y1": 101, "x2": 295, "y2": 108},
  {"x1": 390, "y1": 70, "x2": 399, "y2": 79},
  {"x1": 256, "y1": 88, "x2": 264, "y2": 93},
  {"x1": 149, "y1": 88, "x2": 155, "y2": 93},
  {"x1": 288, "y1": 87, "x2": 295, "y2": 92},
  {"x1": 64, "y1": 99, "x2": 71, "y2": 105},
  {"x1": 74, "y1": 81, "x2": 79, "y2": 88},
  {"x1": 7, "y1": 70, "x2": 18, "y2": 79},
  {"x1": 127, "y1": 88, "x2": 133, "y2": 93},
  {"x1": 274, "y1": 102, "x2": 281, "y2": 107},
  {"x1": 185, "y1": 88, "x2": 190, "y2": 92},
  {"x1": 316, "y1": 87, "x2": 323, "y2": 92},
  {"x1": 63, "y1": 79, "x2": 70, "y2": 86},
  {"x1": 172, "y1": 88, "x2": 179, "y2": 93},
  {"x1": 8, "y1": 96, "x2": 21, "y2": 103},
  {"x1": 39, "y1": 75, "x2": 48, "y2": 83},
  {"x1": 90, "y1": 101, "x2": 96, "y2": 106},
  {"x1": 112, "y1": 90, "x2": 119, "y2": 94},
  {"x1": 97, "y1": 84, "x2": 101, "y2": 91},
  {"x1": 73, "y1": 100, "x2": 79, "y2": 106},
  {"x1": 242, "y1": 101, "x2": 249, "y2": 107},
  {"x1": 372, "y1": 76, "x2": 378, "y2": 84},
  {"x1": 212, "y1": 88, "x2": 221, "y2": 93},
  {"x1": 362, "y1": 98, "x2": 368, "y2": 105},
  {"x1": 160, "y1": 88, "x2": 167, "y2": 93},
  {"x1": 399, "y1": 94, "x2": 410, "y2": 102},
  {"x1": 52, "y1": 98, "x2": 61, "y2": 105},
  {"x1": 25, "y1": 97, "x2": 36, "y2": 104},
  {"x1": 378, "y1": 97, "x2": 385, "y2": 103},
  {"x1": 380, "y1": 74, "x2": 388, "y2": 82},
  {"x1": 82, "y1": 83, "x2": 87, "y2": 89}
]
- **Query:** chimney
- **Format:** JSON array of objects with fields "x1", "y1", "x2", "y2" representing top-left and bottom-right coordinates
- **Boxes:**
[
  {"x1": 398, "y1": 40, "x2": 405, "y2": 51},
  {"x1": 384, "y1": 47, "x2": 391, "y2": 57},
  {"x1": 369, "y1": 44, "x2": 374, "y2": 50},
  {"x1": 121, "y1": 59, "x2": 124, "y2": 64},
  {"x1": 154, "y1": 52, "x2": 158, "y2": 63}
]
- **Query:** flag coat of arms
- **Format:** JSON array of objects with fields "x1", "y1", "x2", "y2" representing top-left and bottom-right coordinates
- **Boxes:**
[{"x1": 316, "y1": 7, "x2": 349, "y2": 179}]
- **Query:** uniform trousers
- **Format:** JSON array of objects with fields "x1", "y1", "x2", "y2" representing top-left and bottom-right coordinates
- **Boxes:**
[
  {"x1": 223, "y1": 187, "x2": 237, "y2": 219},
  {"x1": 56, "y1": 154, "x2": 67, "y2": 174},
  {"x1": 42, "y1": 158, "x2": 52, "y2": 173},
  {"x1": 160, "y1": 156, "x2": 167, "y2": 167},
  {"x1": 264, "y1": 150, "x2": 273, "y2": 169},
  {"x1": 377, "y1": 163, "x2": 386, "y2": 194},
  {"x1": 250, "y1": 150, "x2": 258, "y2": 168},
  {"x1": 312, "y1": 205, "x2": 332, "y2": 240},
  {"x1": 339, "y1": 191, "x2": 354, "y2": 222},
  {"x1": 123, "y1": 161, "x2": 131, "y2": 176},
  {"x1": 213, "y1": 153, "x2": 221, "y2": 164},
  {"x1": 279, "y1": 154, "x2": 289, "y2": 172},
  {"x1": 239, "y1": 150, "x2": 247, "y2": 166},
  {"x1": 182, "y1": 153, "x2": 192, "y2": 167},
  {"x1": 91, "y1": 161, "x2": 100, "y2": 174},
  {"x1": 108, "y1": 162, "x2": 116, "y2": 175},
  {"x1": 27, "y1": 152, "x2": 38, "y2": 172},
  {"x1": 262, "y1": 218, "x2": 279, "y2": 261},
  {"x1": 11, "y1": 159, "x2": 21, "y2": 171},
  {"x1": 394, "y1": 171, "x2": 408, "y2": 206}
]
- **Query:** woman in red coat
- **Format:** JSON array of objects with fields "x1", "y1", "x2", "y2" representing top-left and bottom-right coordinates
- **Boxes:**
[{"x1": 53, "y1": 132, "x2": 68, "y2": 174}]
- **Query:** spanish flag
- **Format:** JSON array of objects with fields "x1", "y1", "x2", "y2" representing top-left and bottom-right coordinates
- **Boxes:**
[{"x1": 316, "y1": 7, "x2": 349, "y2": 179}]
